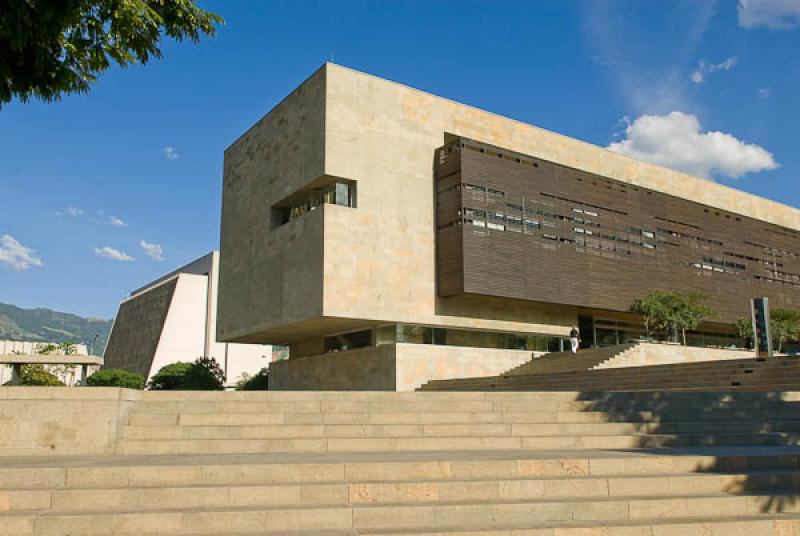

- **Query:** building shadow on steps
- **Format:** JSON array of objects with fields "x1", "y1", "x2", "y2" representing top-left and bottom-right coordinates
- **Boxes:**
[{"x1": 575, "y1": 390, "x2": 800, "y2": 513}]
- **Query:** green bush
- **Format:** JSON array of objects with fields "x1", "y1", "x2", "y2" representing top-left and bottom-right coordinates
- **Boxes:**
[
  {"x1": 20, "y1": 364, "x2": 64, "y2": 386},
  {"x1": 236, "y1": 367, "x2": 269, "y2": 391},
  {"x1": 148, "y1": 362, "x2": 192, "y2": 390},
  {"x1": 86, "y1": 369, "x2": 145, "y2": 389},
  {"x1": 148, "y1": 357, "x2": 225, "y2": 390},
  {"x1": 183, "y1": 356, "x2": 225, "y2": 390}
]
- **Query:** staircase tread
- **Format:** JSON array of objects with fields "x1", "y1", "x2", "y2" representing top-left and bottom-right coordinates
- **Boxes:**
[
  {"x1": 4, "y1": 490, "x2": 800, "y2": 517},
  {"x1": 3, "y1": 446, "x2": 800, "y2": 468},
  {"x1": 5, "y1": 468, "x2": 797, "y2": 492},
  {"x1": 70, "y1": 513, "x2": 800, "y2": 535}
]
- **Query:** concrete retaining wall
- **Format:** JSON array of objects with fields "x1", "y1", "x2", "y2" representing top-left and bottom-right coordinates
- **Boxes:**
[
  {"x1": 0, "y1": 387, "x2": 134, "y2": 456},
  {"x1": 597, "y1": 343, "x2": 755, "y2": 369},
  {"x1": 269, "y1": 344, "x2": 538, "y2": 391},
  {"x1": 268, "y1": 345, "x2": 397, "y2": 390}
]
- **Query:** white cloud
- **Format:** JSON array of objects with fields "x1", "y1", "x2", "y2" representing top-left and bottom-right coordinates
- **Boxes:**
[
  {"x1": 163, "y1": 146, "x2": 180, "y2": 160},
  {"x1": 93, "y1": 246, "x2": 134, "y2": 262},
  {"x1": 739, "y1": 0, "x2": 800, "y2": 29},
  {"x1": 691, "y1": 56, "x2": 738, "y2": 84},
  {"x1": 758, "y1": 87, "x2": 771, "y2": 98},
  {"x1": 108, "y1": 216, "x2": 127, "y2": 227},
  {"x1": 140, "y1": 240, "x2": 164, "y2": 261},
  {"x1": 0, "y1": 235, "x2": 43, "y2": 271},
  {"x1": 607, "y1": 111, "x2": 778, "y2": 180},
  {"x1": 56, "y1": 206, "x2": 83, "y2": 217}
]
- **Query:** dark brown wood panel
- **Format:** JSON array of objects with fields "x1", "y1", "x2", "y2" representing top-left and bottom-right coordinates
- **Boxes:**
[{"x1": 435, "y1": 138, "x2": 800, "y2": 324}]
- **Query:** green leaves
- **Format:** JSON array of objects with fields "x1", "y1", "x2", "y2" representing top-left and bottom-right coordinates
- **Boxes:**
[
  {"x1": 0, "y1": 0, "x2": 223, "y2": 105},
  {"x1": 630, "y1": 290, "x2": 715, "y2": 345},
  {"x1": 736, "y1": 309, "x2": 800, "y2": 353}
]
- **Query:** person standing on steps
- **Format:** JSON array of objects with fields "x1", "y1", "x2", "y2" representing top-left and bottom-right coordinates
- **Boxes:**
[{"x1": 569, "y1": 325, "x2": 580, "y2": 354}]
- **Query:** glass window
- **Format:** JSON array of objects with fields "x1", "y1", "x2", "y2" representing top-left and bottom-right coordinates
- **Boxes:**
[{"x1": 279, "y1": 182, "x2": 355, "y2": 225}]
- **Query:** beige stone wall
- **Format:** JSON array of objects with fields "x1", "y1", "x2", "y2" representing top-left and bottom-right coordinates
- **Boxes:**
[
  {"x1": 218, "y1": 67, "x2": 327, "y2": 343},
  {"x1": 597, "y1": 343, "x2": 756, "y2": 369},
  {"x1": 0, "y1": 387, "x2": 133, "y2": 456},
  {"x1": 269, "y1": 345, "x2": 396, "y2": 390},
  {"x1": 395, "y1": 343, "x2": 538, "y2": 391},
  {"x1": 268, "y1": 343, "x2": 539, "y2": 391}
]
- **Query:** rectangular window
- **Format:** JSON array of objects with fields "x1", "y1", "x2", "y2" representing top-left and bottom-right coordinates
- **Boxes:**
[
  {"x1": 464, "y1": 184, "x2": 486, "y2": 202},
  {"x1": 277, "y1": 181, "x2": 355, "y2": 226},
  {"x1": 524, "y1": 219, "x2": 540, "y2": 231}
]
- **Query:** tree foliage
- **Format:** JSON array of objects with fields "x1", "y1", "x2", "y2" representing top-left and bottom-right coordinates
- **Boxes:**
[
  {"x1": 86, "y1": 368, "x2": 145, "y2": 389},
  {"x1": 736, "y1": 317, "x2": 754, "y2": 348},
  {"x1": 235, "y1": 367, "x2": 268, "y2": 391},
  {"x1": 147, "y1": 361, "x2": 192, "y2": 390},
  {"x1": 148, "y1": 356, "x2": 225, "y2": 390},
  {"x1": 0, "y1": 0, "x2": 223, "y2": 105},
  {"x1": 736, "y1": 309, "x2": 800, "y2": 353},
  {"x1": 20, "y1": 364, "x2": 64, "y2": 386},
  {"x1": 630, "y1": 290, "x2": 715, "y2": 345},
  {"x1": 770, "y1": 308, "x2": 800, "y2": 353},
  {"x1": 182, "y1": 356, "x2": 225, "y2": 390}
]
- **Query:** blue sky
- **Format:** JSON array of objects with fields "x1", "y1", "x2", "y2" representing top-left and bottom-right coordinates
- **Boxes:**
[{"x1": 1, "y1": 0, "x2": 799, "y2": 319}]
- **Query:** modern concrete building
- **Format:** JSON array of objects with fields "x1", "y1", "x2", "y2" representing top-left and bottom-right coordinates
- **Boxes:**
[
  {"x1": 218, "y1": 63, "x2": 800, "y2": 390},
  {"x1": 104, "y1": 252, "x2": 272, "y2": 386}
]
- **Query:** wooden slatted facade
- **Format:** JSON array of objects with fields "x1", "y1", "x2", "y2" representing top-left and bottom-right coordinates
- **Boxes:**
[{"x1": 435, "y1": 137, "x2": 800, "y2": 325}]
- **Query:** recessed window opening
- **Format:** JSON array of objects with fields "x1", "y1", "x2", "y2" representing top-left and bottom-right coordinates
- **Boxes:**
[{"x1": 277, "y1": 181, "x2": 355, "y2": 226}]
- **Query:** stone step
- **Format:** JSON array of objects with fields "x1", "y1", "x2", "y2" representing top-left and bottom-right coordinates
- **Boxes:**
[
  {"x1": 36, "y1": 515, "x2": 800, "y2": 536},
  {"x1": 5, "y1": 449, "x2": 798, "y2": 489},
  {"x1": 126, "y1": 408, "x2": 800, "y2": 426},
  {"x1": 119, "y1": 420, "x2": 800, "y2": 440},
  {"x1": 115, "y1": 432, "x2": 799, "y2": 455},
  {"x1": 120, "y1": 423, "x2": 654, "y2": 440},
  {"x1": 3, "y1": 470, "x2": 798, "y2": 513},
  {"x1": 3, "y1": 492, "x2": 800, "y2": 535}
]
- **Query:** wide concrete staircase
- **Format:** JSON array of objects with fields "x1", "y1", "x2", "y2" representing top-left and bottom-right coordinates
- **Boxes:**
[
  {"x1": 422, "y1": 355, "x2": 800, "y2": 392},
  {"x1": 4, "y1": 388, "x2": 800, "y2": 534}
]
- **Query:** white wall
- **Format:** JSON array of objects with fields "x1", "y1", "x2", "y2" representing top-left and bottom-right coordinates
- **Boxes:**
[{"x1": 148, "y1": 274, "x2": 209, "y2": 378}]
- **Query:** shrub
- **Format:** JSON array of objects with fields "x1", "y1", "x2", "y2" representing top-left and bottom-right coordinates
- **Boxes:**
[
  {"x1": 20, "y1": 364, "x2": 64, "y2": 386},
  {"x1": 148, "y1": 357, "x2": 225, "y2": 390},
  {"x1": 148, "y1": 362, "x2": 192, "y2": 390},
  {"x1": 236, "y1": 367, "x2": 269, "y2": 391},
  {"x1": 182, "y1": 356, "x2": 225, "y2": 390},
  {"x1": 86, "y1": 369, "x2": 145, "y2": 389}
]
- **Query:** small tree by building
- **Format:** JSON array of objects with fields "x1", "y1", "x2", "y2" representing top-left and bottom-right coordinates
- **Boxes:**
[
  {"x1": 770, "y1": 308, "x2": 800, "y2": 353},
  {"x1": 736, "y1": 309, "x2": 800, "y2": 353},
  {"x1": 630, "y1": 290, "x2": 715, "y2": 345},
  {"x1": 674, "y1": 291, "x2": 715, "y2": 346},
  {"x1": 736, "y1": 317, "x2": 754, "y2": 349}
]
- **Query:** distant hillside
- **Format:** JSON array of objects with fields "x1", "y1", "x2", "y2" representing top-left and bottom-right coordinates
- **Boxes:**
[{"x1": 0, "y1": 302, "x2": 113, "y2": 355}]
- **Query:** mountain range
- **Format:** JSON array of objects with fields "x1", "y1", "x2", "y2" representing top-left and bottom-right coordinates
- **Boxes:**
[{"x1": 0, "y1": 302, "x2": 113, "y2": 355}]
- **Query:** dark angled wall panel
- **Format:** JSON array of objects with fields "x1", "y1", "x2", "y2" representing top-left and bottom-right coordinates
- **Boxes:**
[
  {"x1": 103, "y1": 278, "x2": 178, "y2": 378},
  {"x1": 435, "y1": 138, "x2": 800, "y2": 324}
]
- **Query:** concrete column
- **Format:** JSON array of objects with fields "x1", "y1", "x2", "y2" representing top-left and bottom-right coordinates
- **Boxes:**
[{"x1": 11, "y1": 364, "x2": 21, "y2": 386}]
